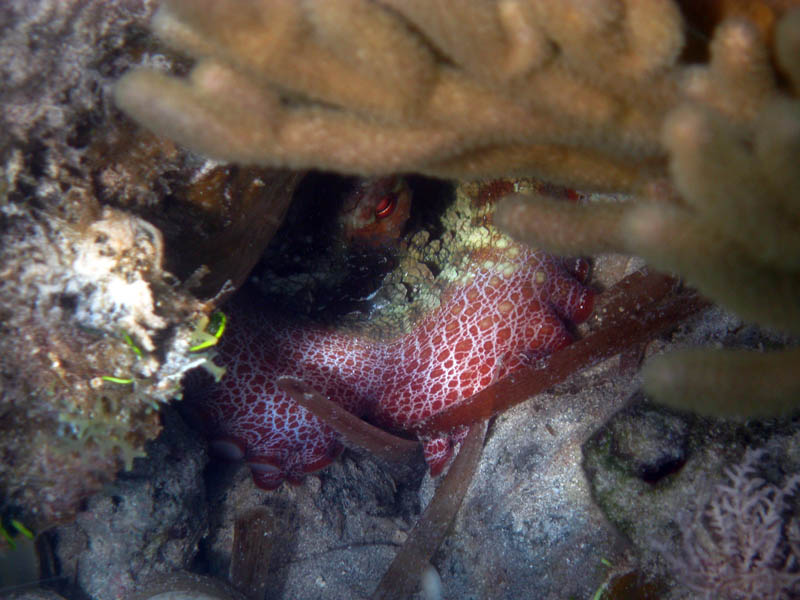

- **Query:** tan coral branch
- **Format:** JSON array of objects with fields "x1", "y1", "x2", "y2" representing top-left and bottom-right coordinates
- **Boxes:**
[{"x1": 115, "y1": 0, "x2": 686, "y2": 191}]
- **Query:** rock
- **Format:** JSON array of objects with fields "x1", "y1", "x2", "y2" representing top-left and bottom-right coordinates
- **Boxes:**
[
  {"x1": 584, "y1": 396, "x2": 800, "y2": 598},
  {"x1": 606, "y1": 395, "x2": 689, "y2": 482},
  {"x1": 127, "y1": 571, "x2": 246, "y2": 600},
  {"x1": 50, "y1": 408, "x2": 208, "y2": 600}
]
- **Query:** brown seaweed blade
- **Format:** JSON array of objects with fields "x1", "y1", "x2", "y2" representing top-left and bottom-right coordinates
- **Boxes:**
[
  {"x1": 276, "y1": 376, "x2": 421, "y2": 463},
  {"x1": 229, "y1": 507, "x2": 276, "y2": 600},
  {"x1": 371, "y1": 421, "x2": 487, "y2": 600},
  {"x1": 416, "y1": 269, "x2": 710, "y2": 437}
]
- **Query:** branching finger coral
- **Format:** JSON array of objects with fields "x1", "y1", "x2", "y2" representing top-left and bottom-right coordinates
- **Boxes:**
[
  {"x1": 642, "y1": 347, "x2": 800, "y2": 418},
  {"x1": 497, "y1": 9, "x2": 800, "y2": 417},
  {"x1": 115, "y1": 0, "x2": 684, "y2": 191}
]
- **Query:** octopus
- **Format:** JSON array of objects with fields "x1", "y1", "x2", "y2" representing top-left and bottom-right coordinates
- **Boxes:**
[{"x1": 186, "y1": 178, "x2": 594, "y2": 489}]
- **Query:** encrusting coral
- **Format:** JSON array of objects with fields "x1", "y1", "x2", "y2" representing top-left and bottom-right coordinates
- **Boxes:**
[
  {"x1": 497, "y1": 9, "x2": 800, "y2": 417},
  {"x1": 114, "y1": 0, "x2": 684, "y2": 191}
]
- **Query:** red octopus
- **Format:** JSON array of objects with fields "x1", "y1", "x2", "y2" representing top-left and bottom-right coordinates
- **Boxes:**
[{"x1": 186, "y1": 179, "x2": 593, "y2": 489}]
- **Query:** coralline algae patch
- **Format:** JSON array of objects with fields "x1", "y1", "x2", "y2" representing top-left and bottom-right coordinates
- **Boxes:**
[{"x1": 185, "y1": 179, "x2": 594, "y2": 489}]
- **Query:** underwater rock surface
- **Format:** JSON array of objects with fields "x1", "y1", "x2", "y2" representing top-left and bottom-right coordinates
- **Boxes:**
[{"x1": 50, "y1": 409, "x2": 208, "y2": 600}]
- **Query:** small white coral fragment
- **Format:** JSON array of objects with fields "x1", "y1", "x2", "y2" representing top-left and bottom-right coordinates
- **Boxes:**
[{"x1": 68, "y1": 208, "x2": 167, "y2": 351}]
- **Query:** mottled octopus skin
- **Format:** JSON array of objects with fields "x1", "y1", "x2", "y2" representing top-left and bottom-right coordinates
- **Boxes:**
[{"x1": 190, "y1": 243, "x2": 593, "y2": 490}]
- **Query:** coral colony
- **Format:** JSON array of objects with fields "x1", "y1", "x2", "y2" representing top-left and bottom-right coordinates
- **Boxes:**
[{"x1": 114, "y1": 0, "x2": 682, "y2": 191}]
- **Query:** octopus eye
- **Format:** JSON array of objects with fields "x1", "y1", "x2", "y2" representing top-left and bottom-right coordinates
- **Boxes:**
[{"x1": 374, "y1": 194, "x2": 397, "y2": 219}]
